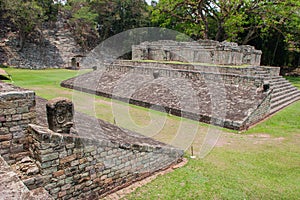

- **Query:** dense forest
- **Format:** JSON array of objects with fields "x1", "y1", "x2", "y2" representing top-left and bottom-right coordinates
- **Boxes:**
[{"x1": 0, "y1": 0, "x2": 299, "y2": 69}]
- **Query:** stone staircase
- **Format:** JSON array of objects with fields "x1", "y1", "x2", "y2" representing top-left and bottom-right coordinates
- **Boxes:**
[{"x1": 255, "y1": 67, "x2": 300, "y2": 115}]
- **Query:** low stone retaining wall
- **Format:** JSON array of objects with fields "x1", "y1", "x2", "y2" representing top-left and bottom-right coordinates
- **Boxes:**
[
  {"x1": 115, "y1": 60, "x2": 280, "y2": 77},
  {"x1": 28, "y1": 124, "x2": 183, "y2": 199},
  {"x1": 0, "y1": 82, "x2": 36, "y2": 164},
  {"x1": 105, "y1": 64, "x2": 265, "y2": 86},
  {"x1": 241, "y1": 90, "x2": 272, "y2": 129}
]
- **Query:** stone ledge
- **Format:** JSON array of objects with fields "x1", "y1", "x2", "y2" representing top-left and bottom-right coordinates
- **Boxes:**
[{"x1": 28, "y1": 124, "x2": 184, "y2": 156}]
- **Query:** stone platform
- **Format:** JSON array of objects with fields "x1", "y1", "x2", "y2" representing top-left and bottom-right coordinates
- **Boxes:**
[
  {"x1": 61, "y1": 62, "x2": 268, "y2": 130},
  {"x1": 61, "y1": 60, "x2": 300, "y2": 130}
]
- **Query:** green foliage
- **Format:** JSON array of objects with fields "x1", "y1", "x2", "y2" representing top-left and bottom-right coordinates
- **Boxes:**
[
  {"x1": 1, "y1": 0, "x2": 59, "y2": 50},
  {"x1": 2, "y1": 0, "x2": 44, "y2": 33},
  {"x1": 152, "y1": 0, "x2": 300, "y2": 67},
  {"x1": 61, "y1": 0, "x2": 150, "y2": 50}
]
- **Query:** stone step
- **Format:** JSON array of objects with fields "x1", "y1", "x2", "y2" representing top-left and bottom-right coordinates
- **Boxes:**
[
  {"x1": 271, "y1": 89, "x2": 300, "y2": 103},
  {"x1": 272, "y1": 87, "x2": 299, "y2": 98},
  {"x1": 270, "y1": 94, "x2": 300, "y2": 114},
  {"x1": 270, "y1": 81, "x2": 291, "y2": 88},
  {"x1": 271, "y1": 91, "x2": 300, "y2": 108},
  {"x1": 273, "y1": 85, "x2": 297, "y2": 94},
  {"x1": 269, "y1": 76, "x2": 286, "y2": 82}
]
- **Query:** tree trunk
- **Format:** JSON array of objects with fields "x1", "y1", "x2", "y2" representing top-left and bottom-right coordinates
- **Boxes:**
[{"x1": 18, "y1": 31, "x2": 26, "y2": 52}]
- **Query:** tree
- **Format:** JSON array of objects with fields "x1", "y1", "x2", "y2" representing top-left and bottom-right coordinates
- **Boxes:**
[
  {"x1": 151, "y1": 0, "x2": 300, "y2": 67},
  {"x1": 92, "y1": 0, "x2": 150, "y2": 41},
  {"x1": 1, "y1": 0, "x2": 45, "y2": 51},
  {"x1": 63, "y1": 0, "x2": 99, "y2": 50}
]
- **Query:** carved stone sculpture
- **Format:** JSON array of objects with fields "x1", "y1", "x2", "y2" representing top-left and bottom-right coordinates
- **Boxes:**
[{"x1": 46, "y1": 97, "x2": 74, "y2": 134}]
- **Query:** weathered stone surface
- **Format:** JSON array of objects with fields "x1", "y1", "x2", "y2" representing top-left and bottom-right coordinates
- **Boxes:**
[
  {"x1": 1, "y1": 16, "x2": 84, "y2": 69},
  {"x1": 132, "y1": 40, "x2": 262, "y2": 66},
  {"x1": 27, "y1": 120, "x2": 183, "y2": 199},
  {"x1": 0, "y1": 155, "x2": 53, "y2": 200},
  {"x1": 46, "y1": 97, "x2": 74, "y2": 134},
  {"x1": 61, "y1": 63, "x2": 268, "y2": 130},
  {"x1": 0, "y1": 82, "x2": 35, "y2": 164}
]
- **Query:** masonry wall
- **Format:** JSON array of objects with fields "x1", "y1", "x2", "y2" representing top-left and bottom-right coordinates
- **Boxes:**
[
  {"x1": 0, "y1": 83, "x2": 36, "y2": 164},
  {"x1": 242, "y1": 91, "x2": 272, "y2": 129},
  {"x1": 132, "y1": 40, "x2": 262, "y2": 66},
  {"x1": 106, "y1": 64, "x2": 265, "y2": 87},
  {"x1": 115, "y1": 60, "x2": 281, "y2": 77},
  {"x1": 28, "y1": 124, "x2": 183, "y2": 199}
]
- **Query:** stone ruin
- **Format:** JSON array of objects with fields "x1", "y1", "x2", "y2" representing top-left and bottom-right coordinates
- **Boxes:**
[
  {"x1": 132, "y1": 40, "x2": 262, "y2": 66},
  {"x1": 46, "y1": 97, "x2": 74, "y2": 134},
  {"x1": 62, "y1": 40, "x2": 300, "y2": 130},
  {"x1": 0, "y1": 82, "x2": 183, "y2": 199},
  {"x1": 1, "y1": 39, "x2": 299, "y2": 199}
]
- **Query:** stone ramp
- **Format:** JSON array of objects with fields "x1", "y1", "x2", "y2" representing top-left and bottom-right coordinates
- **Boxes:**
[
  {"x1": 0, "y1": 155, "x2": 53, "y2": 200},
  {"x1": 61, "y1": 64, "x2": 270, "y2": 130}
]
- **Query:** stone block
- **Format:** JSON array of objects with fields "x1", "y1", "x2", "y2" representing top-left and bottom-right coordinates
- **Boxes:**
[
  {"x1": 41, "y1": 166, "x2": 58, "y2": 175},
  {"x1": 46, "y1": 98, "x2": 74, "y2": 134},
  {"x1": 60, "y1": 154, "x2": 77, "y2": 164},
  {"x1": 0, "y1": 134, "x2": 12, "y2": 141},
  {"x1": 0, "y1": 127, "x2": 9, "y2": 135},
  {"x1": 39, "y1": 152, "x2": 59, "y2": 162},
  {"x1": 53, "y1": 169, "x2": 65, "y2": 177}
]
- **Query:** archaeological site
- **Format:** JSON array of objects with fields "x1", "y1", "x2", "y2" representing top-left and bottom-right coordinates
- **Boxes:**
[
  {"x1": 0, "y1": 39, "x2": 299, "y2": 199},
  {"x1": 62, "y1": 40, "x2": 300, "y2": 130}
]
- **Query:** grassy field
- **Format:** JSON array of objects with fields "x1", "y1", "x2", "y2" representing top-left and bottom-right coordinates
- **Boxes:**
[{"x1": 2, "y1": 67, "x2": 300, "y2": 199}]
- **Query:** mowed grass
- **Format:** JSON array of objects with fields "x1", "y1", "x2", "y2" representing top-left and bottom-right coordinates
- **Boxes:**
[{"x1": 2, "y1": 67, "x2": 300, "y2": 199}]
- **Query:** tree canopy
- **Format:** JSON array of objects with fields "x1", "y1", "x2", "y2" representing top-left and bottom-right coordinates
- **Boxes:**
[
  {"x1": 0, "y1": 0, "x2": 299, "y2": 67},
  {"x1": 151, "y1": 0, "x2": 300, "y2": 67}
]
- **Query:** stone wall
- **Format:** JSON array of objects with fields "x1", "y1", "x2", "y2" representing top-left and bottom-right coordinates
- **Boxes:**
[
  {"x1": 241, "y1": 91, "x2": 272, "y2": 129},
  {"x1": 0, "y1": 155, "x2": 53, "y2": 199},
  {"x1": 132, "y1": 40, "x2": 262, "y2": 66},
  {"x1": 105, "y1": 64, "x2": 265, "y2": 87},
  {"x1": 0, "y1": 82, "x2": 36, "y2": 164},
  {"x1": 115, "y1": 60, "x2": 281, "y2": 77},
  {"x1": 28, "y1": 124, "x2": 183, "y2": 199}
]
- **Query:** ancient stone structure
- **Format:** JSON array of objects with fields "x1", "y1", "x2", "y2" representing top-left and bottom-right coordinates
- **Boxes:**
[
  {"x1": 46, "y1": 97, "x2": 74, "y2": 134},
  {"x1": 0, "y1": 156, "x2": 53, "y2": 200},
  {"x1": 0, "y1": 82, "x2": 183, "y2": 199},
  {"x1": 0, "y1": 15, "x2": 84, "y2": 69},
  {"x1": 0, "y1": 83, "x2": 36, "y2": 164},
  {"x1": 62, "y1": 58, "x2": 300, "y2": 130},
  {"x1": 132, "y1": 40, "x2": 262, "y2": 66}
]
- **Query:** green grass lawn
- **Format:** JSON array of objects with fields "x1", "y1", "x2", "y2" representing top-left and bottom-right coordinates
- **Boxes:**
[{"x1": 2, "y1": 67, "x2": 300, "y2": 199}]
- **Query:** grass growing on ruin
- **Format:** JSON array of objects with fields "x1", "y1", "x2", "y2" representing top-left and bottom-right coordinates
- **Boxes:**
[
  {"x1": 135, "y1": 59, "x2": 251, "y2": 68},
  {"x1": 3, "y1": 68, "x2": 300, "y2": 199}
]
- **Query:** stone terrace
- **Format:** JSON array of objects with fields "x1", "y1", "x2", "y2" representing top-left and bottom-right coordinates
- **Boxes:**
[{"x1": 61, "y1": 63, "x2": 271, "y2": 130}]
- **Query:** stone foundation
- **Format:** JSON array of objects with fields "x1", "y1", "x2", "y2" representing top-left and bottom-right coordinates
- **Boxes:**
[{"x1": 0, "y1": 155, "x2": 53, "y2": 199}]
